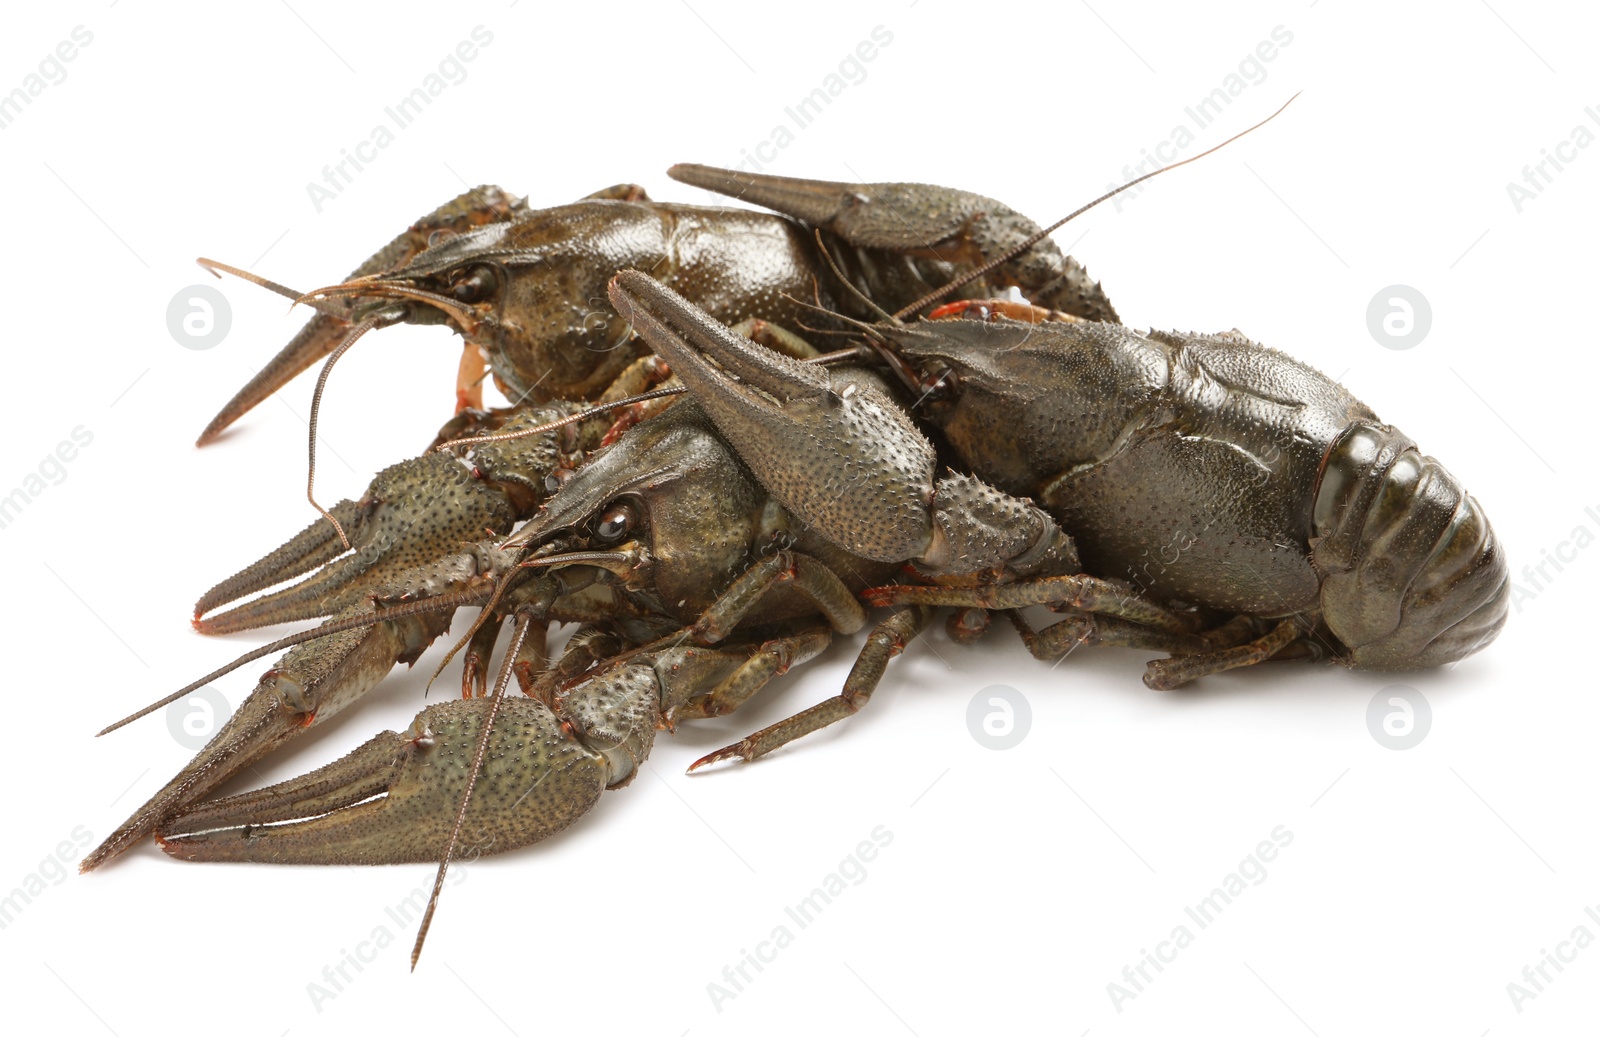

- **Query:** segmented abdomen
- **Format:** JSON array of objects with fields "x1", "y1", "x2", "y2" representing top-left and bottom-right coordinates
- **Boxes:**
[{"x1": 1310, "y1": 421, "x2": 1509, "y2": 668}]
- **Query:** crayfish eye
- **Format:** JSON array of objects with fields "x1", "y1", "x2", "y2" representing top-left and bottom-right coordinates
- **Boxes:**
[
  {"x1": 450, "y1": 265, "x2": 497, "y2": 304},
  {"x1": 593, "y1": 501, "x2": 638, "y2": 543}
]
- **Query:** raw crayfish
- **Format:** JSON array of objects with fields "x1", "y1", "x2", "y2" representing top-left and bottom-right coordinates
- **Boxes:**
[
  {"x1": 84, "y1": 162, "x2": 1132, "y2": 883},
  {"x1": 84, "y1": 149, "x2": 1506, "y2": 969}
]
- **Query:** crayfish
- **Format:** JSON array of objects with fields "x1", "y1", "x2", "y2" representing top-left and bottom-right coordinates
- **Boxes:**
[{"x1": 83, "y1": 106, "x2": 1506, "y2": 968}]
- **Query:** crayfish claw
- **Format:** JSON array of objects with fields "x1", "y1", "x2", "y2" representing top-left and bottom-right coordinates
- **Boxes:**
[
  {"x1": 669, "y1": 164, "x2": 973, "y2": 251},
  {"x1": 608, "y1": 270, "x2": 937, "y2": 564},
  {"x1": 157, "y1": 697, "x2": 608, "y2": 865},
  {"x1": 192, "y1": 498, "x2": 362, "y2": 623},
  {"x1": 193, "y1": 453, "x2": 518, "y2": 634},
  {"x1": 666, "y1": 163, "x2": 1118, "y2": 322},
  {"x1": 83, "y1": 602, "x2": 454, "y2": 872},
  {"x1": 194, "y1": 402, "x2": 580, "y2": 635}
]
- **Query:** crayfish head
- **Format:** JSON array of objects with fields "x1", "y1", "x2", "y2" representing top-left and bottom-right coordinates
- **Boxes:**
[
  {"x1": 302, "y1": 222, "x2": 513, "y2": 340},
  {"x1": 506, "y1": 403, "x2": 771, "y2": 626},
  {"x1": 374, "y1": 211, "x2": 648, "y2": 406}
]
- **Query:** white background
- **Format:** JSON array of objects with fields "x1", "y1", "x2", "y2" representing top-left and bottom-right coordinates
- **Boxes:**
[{"x1": 2, "y1": 2, "x2": 1595, "y2": 1034}]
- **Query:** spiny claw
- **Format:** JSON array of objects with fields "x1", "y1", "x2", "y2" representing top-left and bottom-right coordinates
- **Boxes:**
[
  {"x1": 157, "y1": 630, "x2": 724, "y2": 865},
  {"x1": 194, "y1": 454, "x2": 516, "y2": 634},
  {"x1": 82, "y1": 602, "x2": 454, "y2": 871},
  {"x1": 666, "y1": 163, "x2": 1118, "y2": 322},
  {"x1": 158, "y1": 696, "x2": 607, "y2": 865},
  {"x1": 607, "y1": 270, "x2": 936, "y2": 564},
  {"x1": 669, "y1": 163, "x2": 980, "y2": 252},
  {"x1": 195, "y1": 403, "x2": 580, "y2": 634}
]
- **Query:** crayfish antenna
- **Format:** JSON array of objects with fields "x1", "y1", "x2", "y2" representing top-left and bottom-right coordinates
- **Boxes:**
[
  {"x1": 892, "y1": 92, "x2": 1302, "y2": 320},
  {"x1": 810, "y1": 228, "x2": 899, "y2": 325},
  {"x1": 420, "y1": 553, "x2": 536, "y2": 694},
  {"x1": 411, "y1": 604, "x2": 540, "y2": 970},
  {"x1": 301, "y1": 309, "x2": 408, "y2": 549},
  {"x1": 303, "y1": 319, "x2": 370, "y2": 551},
  {"x1": 95, "y1": 589, "x2": 494, "y2": 738},
  {"x1": 197, "y1": 257, "x2": 348, "y2": 314},
  {"x1": 432, "y1": 387, "x2": 687, "y2": 453}
]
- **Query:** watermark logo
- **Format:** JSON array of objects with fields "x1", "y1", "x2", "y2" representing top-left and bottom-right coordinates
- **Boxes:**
[
  {"x1": 1506, "y1": 108, "x2": 1600, "y2": 213},
  {"x1": 305, "y1": 26, "x2": 494, "y2": 213},
  {"x1": 731, "y1": 25, "x2": 893, "y2": 174},
  {"x1": 1366, "y1": 285, "x2": 1431, "y2": 350},
  {"x1": 1107, "y1": 825, "x2": 1294, "y2": 1012},
  {"x1": 1366, "y1": 684, "x2": 1431, "y2": 750},
  {"x1": 167, "y1": 284, "x2": 232, "y2": 350},
  {"x1": 1510, "y1": 504, "x2": 1599, "y2": 613},
  {"x1": 0, "y1": 25, "x2": 93, "y2": 131},
  {"x1": 0, "y1": 826, "x2": 93, "y2": 930},
  {"x1": 1506, "y1": 904, "x2": 1600, "y2": 1014},
  {"x1": 0, "y1": 425, "x2": 93, "y2": 532},
  {"x1": 166, "y1": 685, "x2": 230, "y2": 750},
  {"x1": 967, "y1": 684, "x2": 1031, "y2": 750},
  {"x1": 1106, "y1": 25, "x2": 1295, "y2": 213},
  {"x1": 707, "y1": 825, "x2": 893, "y2": 1013}
]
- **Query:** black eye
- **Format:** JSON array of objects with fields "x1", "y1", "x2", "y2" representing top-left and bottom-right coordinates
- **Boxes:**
[
  {"x1": 450, "y1": 266, "x2": 497, "y2": 304},
  {"x1": 593, "y1": 501, "x2": 638, "y2": 543}
]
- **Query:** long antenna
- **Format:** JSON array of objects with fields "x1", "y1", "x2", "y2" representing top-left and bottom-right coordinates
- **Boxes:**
[
  {"x1": 891, "y1": 92, "x2": 1302, "y2": 320},
  {"x1": 410, "y1": 605, "x2": 538, "y2": 969},
  {"x1": 95, "y1": 587, "x2": 494, "y2": 736},
  {"x1": 196, "y1": 258, "x2": 350, "y2": 319},
  {"x1": 304, "y1": 317, "x2": 383, "y2": 550}
]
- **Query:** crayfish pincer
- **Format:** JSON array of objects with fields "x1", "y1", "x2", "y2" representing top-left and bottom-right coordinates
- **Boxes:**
[{"x1": 861, "y1": 310, "x2": 1509, "y2": 682}]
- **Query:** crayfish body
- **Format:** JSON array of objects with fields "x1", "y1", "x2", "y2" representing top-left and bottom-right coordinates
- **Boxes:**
[{"x1": 84, "y1": 160, "x2": 1505, "y2": 968}]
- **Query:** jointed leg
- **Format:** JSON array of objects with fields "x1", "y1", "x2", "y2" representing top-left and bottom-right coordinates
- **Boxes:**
[
  {"x1": 689, "y1": 606, "x2": 936, "y2": 769},
  {"x1": 1007, "y1": 609, "x2": 1209, "y2": 661},
  {"x1": 688, "y1": 551, "x2": 867, "y2": 642},
  {"x1": 1142, "y1": 619, "x2": 1301, "y2": 690},
  {"x1": 728, "y1": 318, "x2": 822, "y2": 360},
  {"x1": 456, "y1": 343, "x2": 488, "y2": 412},
  {"x1": 527, "y1": 624, "x2": 626, "y2": 708},
  {"x1": 866, "y1": 573, "x2": 1203, "y2": 634},
  {"x1": 460, "y1": 612, "x2": 504, "y2": 698},
  {"x1": 511, "y1": 618, "x2": 551, "y2": 694},
  {"x1": 674, "y1": 625, "x2": 833, "y2": 721}
]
